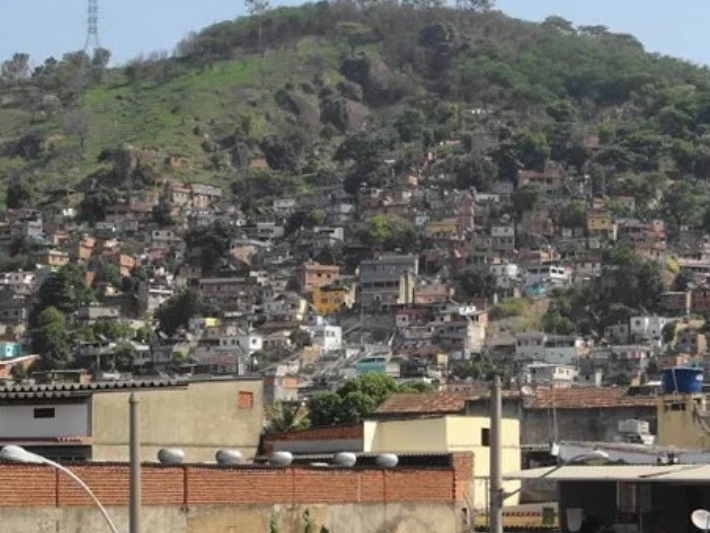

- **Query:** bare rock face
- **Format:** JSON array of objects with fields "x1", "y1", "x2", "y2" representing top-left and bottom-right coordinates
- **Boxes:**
[
  {"x1": 274, "y1": 89, "x2": 321, "y2": 131},
  {"x1": 321, "y1": 97, "x2": 370, "y2": 134},
  {"x1": 341, "y1": 54, "x2": 399, "y2": 106}
]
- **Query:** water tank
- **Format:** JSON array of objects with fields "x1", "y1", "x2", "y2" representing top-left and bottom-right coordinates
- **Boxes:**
[
  {"x1": 662, "y1": 367, "x2": 704, "y2": 395},
  {"x1": 157, "y1": 448, "x2": 185, "y2": 465},
  {"x1": 215, "y1": 449, "x2": 243, "y2": 466}
]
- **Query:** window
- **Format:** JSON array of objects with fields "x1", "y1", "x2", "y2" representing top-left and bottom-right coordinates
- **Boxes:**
[
  {"x1": 237, "y1": 391, "x2": 254, "y2": 409},
  {"x1": 481, "y1": 428, "x2": 490, "y2": 447},
  {"x1": 34, "y1": 408, "x2": 55, "y2": 419}
]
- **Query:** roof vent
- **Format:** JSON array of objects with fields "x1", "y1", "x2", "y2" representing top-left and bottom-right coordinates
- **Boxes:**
[
  {"x1": 333, "y1": 452, "x2": 357, "y2": 467},
  {"x1": 215, "y1": 449, "x2": 243, "y2": 466},
  {"x1": 269, "y1": 451, "x2": 293, "y2": 467},
  {"x1": 375, "y1": 453, "x2": 398, "y2": 468},
  {"x1": 157, "y1": 448, "x2": 185, "y2": 465}
]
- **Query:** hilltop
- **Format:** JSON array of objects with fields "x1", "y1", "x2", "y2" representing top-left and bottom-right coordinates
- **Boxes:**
[{"x1": 2, "y1": 2, "x2": 710, "y2": 216}]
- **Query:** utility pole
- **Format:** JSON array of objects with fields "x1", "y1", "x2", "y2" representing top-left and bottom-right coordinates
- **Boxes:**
[
  {"x1": 129, "y1": 393, "x2": 141, "y2": 533},
  {"x1": 489, "y1": 375, "x2": 503, "y2": 533}
]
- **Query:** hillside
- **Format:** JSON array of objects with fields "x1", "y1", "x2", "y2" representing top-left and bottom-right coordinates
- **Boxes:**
[{"x1": 3, "y1": 2, "x2": 710, "y2": 216}]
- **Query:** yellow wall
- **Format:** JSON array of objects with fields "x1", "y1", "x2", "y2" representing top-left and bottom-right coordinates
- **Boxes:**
[
  {"x1": 313, "y1": 287, "x2": 350, "y2": 315},
  {"x1": 657, "y1": 395, "x2": 710, "y2": 449},
  {"x1": 91, "y1": 379, "x2": 264, "y2": 462},
  {"x1": 363, "y1": 415, "x2": 521, "y2": 510}
]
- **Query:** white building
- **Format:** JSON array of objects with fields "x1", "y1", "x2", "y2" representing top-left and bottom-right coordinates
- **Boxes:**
[
  {"x1": 490, "y1": 263, "x2": 519, "y2": 279},
  {"x1": 307, "y1": 325, "x2": 342, "y2": 354},
  {"x1": 522, "y1": 362, "x2": 578, "y2": 387},
  {"x1": 629, "y1": 316, "x2": 671, "y2": 345},
  {"x1": 524, "y1": 264, "x2": 570, "y2": 288}
]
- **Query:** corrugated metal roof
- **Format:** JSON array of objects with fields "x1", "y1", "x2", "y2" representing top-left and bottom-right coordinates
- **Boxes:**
[
  {"x1": 0, "y1": 380, "x2": 185, "y2": 400},
  {"x1": 504, "y1": 465, "x2": 706, "y2": 482}
]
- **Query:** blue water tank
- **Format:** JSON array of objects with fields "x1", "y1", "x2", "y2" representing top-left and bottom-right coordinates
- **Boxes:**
[{"x1": 662, "y1": 367, "x2": 704, "y2": 395}]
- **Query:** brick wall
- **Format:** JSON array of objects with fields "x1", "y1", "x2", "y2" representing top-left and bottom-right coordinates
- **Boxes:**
[{"x1": 0, "y1": 453, "x2": 472, "y2": 509}]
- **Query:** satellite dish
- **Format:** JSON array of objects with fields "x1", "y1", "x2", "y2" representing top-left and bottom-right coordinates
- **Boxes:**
[
  {"x1": 520, "y1": 385, "x2": 534, "y2": 396},
  {"x1": 566, "y1": 508, "x2": 584, "y2": 533},
  {"x1": 692, "y1": 509, "x2": 710, "y2": 532}
]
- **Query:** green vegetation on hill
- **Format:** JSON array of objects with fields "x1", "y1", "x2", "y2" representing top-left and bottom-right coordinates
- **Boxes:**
[{"x1": 2, "y1": 1, "x2": 710, "y2": 220}]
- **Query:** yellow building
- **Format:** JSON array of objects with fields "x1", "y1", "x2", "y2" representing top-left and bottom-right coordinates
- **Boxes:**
[
  {"x1": 364, "y1": 401, "x2": 520, "y2": 511},
  {"x1": 312, "y1": 285, "x2": 353, "y2": 315},
  {"x1": 426, "y1": 218, "x2": 460, "y2": 239},
  {"x1": 586, "y1": 209, "x2": 617, "y2": 240},
  {"x1": 657, "y1": 393, "x2": 710, "y2": 449}
]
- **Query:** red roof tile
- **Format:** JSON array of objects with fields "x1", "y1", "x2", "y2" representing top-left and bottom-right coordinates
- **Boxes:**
[
  {"x1": 374, "y1": 392, "x2": 468, "y2": 416},
  {"x1": 529, "y1": 387, "x2": 656, "y2": 409}
]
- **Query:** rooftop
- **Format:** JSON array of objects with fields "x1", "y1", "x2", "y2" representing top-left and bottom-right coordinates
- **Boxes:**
[
  {"x1": 528, "y1": 387, "x2": 657, "y2": 410},
  {"x1": 373, "y1": 392, "x2": 468, "y2": 417}
]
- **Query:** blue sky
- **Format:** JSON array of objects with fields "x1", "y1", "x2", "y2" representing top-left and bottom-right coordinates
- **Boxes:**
[{"x1": 0, "y1": 0, "x2": 708, "y2": 66}]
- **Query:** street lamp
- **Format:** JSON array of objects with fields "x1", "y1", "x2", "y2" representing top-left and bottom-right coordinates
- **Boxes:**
[
  {"x1": 501, "y1": 449, "x2": 610, "y2": 502},
  {"x1": 0, "y1": 445, "x2": 120, "y2": 533}
]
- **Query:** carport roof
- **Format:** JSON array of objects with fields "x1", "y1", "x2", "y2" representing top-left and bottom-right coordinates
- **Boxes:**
[{"x1": 505, "y1": 464, "x2": 710, "y2": 482}]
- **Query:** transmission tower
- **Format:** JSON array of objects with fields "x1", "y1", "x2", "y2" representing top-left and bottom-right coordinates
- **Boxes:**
[{"x1": 84, "y1": 0, "x2": 101, "y2": 54}]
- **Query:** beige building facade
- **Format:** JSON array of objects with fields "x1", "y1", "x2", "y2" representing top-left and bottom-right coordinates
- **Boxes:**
[{"x1": 363, "y1": 415, "x2": 521, "y2": 510}]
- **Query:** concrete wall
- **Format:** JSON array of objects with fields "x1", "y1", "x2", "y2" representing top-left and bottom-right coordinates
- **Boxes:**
[
  {"x1": 521, "y1": 406, "x2": 657, "y2": 445},
  {"x1": 91, "y1": 379, "x2": 264, "y2": 462},
  {"x1": 0, "y1": 399, "x2": 89, "y2": 438},
  {"x1": 657, "y1": 394, "x2": 710, "y2": 449},
  {"x1": 363, "y1": 416, "x2": 521, "y2": 510},
  {"x1": 0, "y1": 502, "x2": 464, "y2": 533}
]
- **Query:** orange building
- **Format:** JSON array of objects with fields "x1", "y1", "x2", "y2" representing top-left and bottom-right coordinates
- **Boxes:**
[{"x1": 300, "y1": 261, "x2": 340, "y2": 294}]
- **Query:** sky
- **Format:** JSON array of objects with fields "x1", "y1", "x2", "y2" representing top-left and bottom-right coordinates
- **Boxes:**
[{"x1": 0, "y1": 0, "x2": 709, "y2": 67}]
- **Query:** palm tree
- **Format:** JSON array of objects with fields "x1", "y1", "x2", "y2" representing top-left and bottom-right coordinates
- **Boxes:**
[{"x1": 265, "y1": 401, "x2": 309, "y2": 434}]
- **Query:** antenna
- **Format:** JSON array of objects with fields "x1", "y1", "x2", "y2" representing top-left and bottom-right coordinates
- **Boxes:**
[{"x1": 84, "y1": 0, "x2": 101, "y2": 53}]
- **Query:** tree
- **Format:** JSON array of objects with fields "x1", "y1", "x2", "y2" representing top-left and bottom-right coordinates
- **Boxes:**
[
  {"x1": 541, "y1": 309, "x2": 575, "y2": 335},
  {"x1": 336, "y1": 21, "x2": 373, "y2": 54},
  {"x1": 290, "y1": 329, "x2": 312, "y2": 349},
  {"x1": 63, "y1": 108, "x2": 91, "y2": 156},
  {"x1": 455, "y1": 267, "x2": 496, "y2": 300},
  {"x1": 307, "y1": 374, "x2": 401, "y2": 427},
  {"x1": 357, "y1": 215, "x2": 422, "y2": 253},
  {"x1": 1, "y1": 53, "x2": 31, "y2": 82},
  {"x1": 32, "y1": 307, "x2": 72, "y2": 370},
  {"x1": 265, "y1": 402, "x2": 309, "y2": 434},
  {"x1": 307, "y1": 391, "x2": 343, "y2": 427},
  {"x1": 395, "y1": 108, "x2": 427, "y2": 143},
  {"x1": 451, "y1": 355, "x2": 495, "y2": 380},
  {"x1": 152, "y1": 198, "x2": 174, "y2": 226},
  {"x1": 663, "y1": 180, "x2": 709, "y2": 229},
  {"x1": 5, "y1": 181, "x2": 33, "y2": 209},
  {"x1": 79, "y1": 188, "x2": 118, "y2": 223},
  {"x1": 456, "y1": 0, "x2": 494, "y2": 10},
  {"x1": 556, "y1": 201, "x2": 586, "y2": 228},
  {"x1": 156, "y1": 288, "x2": 211, "y2": 335},
  {"x1": 36, "y1": 264, "x2": 94, "y2": 316},
  {"x1": 245, "y1": 0, "x2": 271, "y2": 51},
  {"x1": 90, "y1": 48, "x2": 111, "y2": 84},
  {"x1": 512, "y1": 184, "x2": 543, "y2": 217}
]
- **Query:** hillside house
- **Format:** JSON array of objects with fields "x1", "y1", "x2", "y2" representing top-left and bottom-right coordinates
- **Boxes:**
[
  {"x1": 359, "y1": 255, "x2": 419, "y2": 309},
  {"x1": 517, "y1": 162, "x2": 565, "y2": 194},
  {"x1": 300, "y1": 261, "x2": 340, "y2": 294}
]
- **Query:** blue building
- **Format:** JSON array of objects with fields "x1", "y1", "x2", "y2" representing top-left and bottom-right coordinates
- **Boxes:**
[{"x1": 0, "y1": 342, "x2": 22, "y2": 359}]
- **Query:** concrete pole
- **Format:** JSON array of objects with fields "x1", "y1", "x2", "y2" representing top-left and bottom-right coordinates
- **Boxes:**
[
  {"x1": 129, "y1": 393, "x2": 141, "y2": 533},
  {"x1": 489, "y1": 376, "x2": 503, "y2": 533}
]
